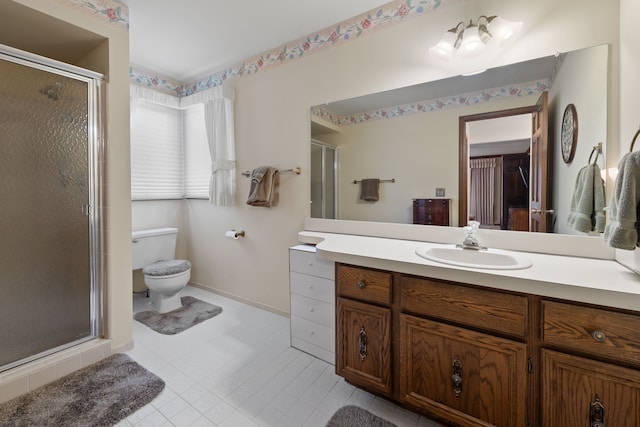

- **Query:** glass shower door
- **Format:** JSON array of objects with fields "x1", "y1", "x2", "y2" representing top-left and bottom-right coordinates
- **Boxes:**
[{"x1": 0, "y1": 51, "x2": 102, "y2": 371}]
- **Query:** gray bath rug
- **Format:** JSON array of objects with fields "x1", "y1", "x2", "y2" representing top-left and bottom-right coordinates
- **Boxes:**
[
  {"x1": 0, "y1": 353, "x2": 164, "y2": 427},
  {"x1": 134, "y1": 295, "x2": 222, "y2": 335},
  {"x1": 326, "y1": 405, "x2": 397, "y2": 427}
]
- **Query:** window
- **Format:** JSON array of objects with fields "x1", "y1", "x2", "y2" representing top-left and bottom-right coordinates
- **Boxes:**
[
  {"x1": 130, "y1": 100, "x2": 184, "y2": 200},
  {"x1": 130, "y1": 100, "x2": 210, "y2": 200}
]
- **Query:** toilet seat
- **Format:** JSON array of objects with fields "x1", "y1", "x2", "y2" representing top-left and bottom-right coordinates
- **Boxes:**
[{"x1": 143, "y1": 259, "x2": 191, "y2": 277}]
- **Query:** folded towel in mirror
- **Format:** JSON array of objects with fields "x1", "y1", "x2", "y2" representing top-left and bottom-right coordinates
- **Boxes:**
[{"x1": 360, "y1": 178, "x2": 380, "y2": 202}]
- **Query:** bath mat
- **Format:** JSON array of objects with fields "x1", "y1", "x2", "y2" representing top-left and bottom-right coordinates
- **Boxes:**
[
  {"x1": 0, "y1": 353, "x2": 164, "y2": 427},
  {"x1": 326, "y1": 405, "x2": 397, "y2": 427},
  {"x1": 134, "y1": 295, "x2": 222, "y2": 335}
]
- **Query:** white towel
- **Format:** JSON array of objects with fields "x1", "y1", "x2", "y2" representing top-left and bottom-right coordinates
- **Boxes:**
[{"x1": 604, "y1": 152, "x2": 640, "y2": 250}]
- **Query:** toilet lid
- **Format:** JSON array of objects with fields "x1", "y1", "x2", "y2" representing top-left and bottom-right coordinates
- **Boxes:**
[{"x1": 143, "y1": 259, "x2": 191, "y2": 276}]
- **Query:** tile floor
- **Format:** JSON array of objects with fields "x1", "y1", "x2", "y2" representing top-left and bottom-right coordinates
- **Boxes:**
[{"x1": 119, "y1": 286, "x2": 444, "y2": 427}]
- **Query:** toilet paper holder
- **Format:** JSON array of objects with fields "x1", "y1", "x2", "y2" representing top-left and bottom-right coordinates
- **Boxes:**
[{"x1": 226, "y1": 230, "x2": 245, "y2": 239}]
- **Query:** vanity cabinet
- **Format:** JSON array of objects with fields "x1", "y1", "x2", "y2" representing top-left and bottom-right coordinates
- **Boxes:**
[
  {"x1": 336, "y1": 264, "x2": 392, "y2": 396},
  {"x1": 334, "y1": 261, "x2": 640, "y2": 426},
  {"x1": 400, "y1": 315, "x2": 527, "y2": 427},
  {"x1": 289, "y1": 245, "x2": 335, "y2": 363},
  {"x1": 400, "y1": 275, "x2": 528, "y2": 427},
  {"x1": 540, "y1": 300, "x2": 640, "y2": 426}
]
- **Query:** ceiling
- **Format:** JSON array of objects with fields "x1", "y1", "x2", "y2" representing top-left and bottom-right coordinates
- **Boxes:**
[
  {"x1": 128, "y1": 0, "x2": 391, "y2": 83},
  {"x1": 324, "y1": 54, "x2": 559, "y2": 116}
]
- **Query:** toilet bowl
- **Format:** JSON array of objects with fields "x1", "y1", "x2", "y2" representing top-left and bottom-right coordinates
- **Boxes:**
[
  {"x1": 132, "y1": 228, "x2": 191, "y2": 314},
  {"x1": 143, "y1": 259, "x2": 191, "y2": 313}
]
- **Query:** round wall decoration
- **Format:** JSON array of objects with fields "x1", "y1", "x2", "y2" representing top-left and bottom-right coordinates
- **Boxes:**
[{"x1": 561, "y1": 103, "x2": 578, "y2": 163}]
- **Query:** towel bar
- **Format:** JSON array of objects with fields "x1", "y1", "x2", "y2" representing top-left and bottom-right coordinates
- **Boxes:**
[
  {"x1": 241, "y1": 167, "x2": 301, "y2": 177},
  {"x1": 353, "y1": 178, "x2": 395, "y2": 184}
]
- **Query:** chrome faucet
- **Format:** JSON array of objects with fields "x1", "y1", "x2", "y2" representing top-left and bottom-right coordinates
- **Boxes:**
[{"x1": 460, "y1": 221, "x2": 485, "y2": 250}]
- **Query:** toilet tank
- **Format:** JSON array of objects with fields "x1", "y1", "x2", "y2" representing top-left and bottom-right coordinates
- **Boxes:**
[{"x1": 132, "y1": 227, "x2": 178, "y2": 270}]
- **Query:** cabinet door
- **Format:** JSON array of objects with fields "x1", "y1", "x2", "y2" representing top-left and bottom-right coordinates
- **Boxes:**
[
  {"x1": 337, "y1": 297, "x2": 392, "y2": 395},
  {"x1": 542, "y1": 349, "x2": 640, "y2": 427},
  {"x1": 400, "y1": 314, "x2": 527, "y2": 427}
]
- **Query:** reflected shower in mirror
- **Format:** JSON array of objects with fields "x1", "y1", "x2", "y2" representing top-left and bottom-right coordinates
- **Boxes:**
[{"x1": 310, "y1": 44, "x2": 609, "y2": 235}]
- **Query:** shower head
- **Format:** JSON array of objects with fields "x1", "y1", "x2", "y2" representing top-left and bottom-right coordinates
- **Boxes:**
[{"x1": 40, "y1": 82, "x2": 62, "y2": 101}]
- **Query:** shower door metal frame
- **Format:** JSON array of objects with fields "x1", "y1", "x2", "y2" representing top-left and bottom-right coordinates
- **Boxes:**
[{"x1": 0, "y1": 44, "x2": 104, "y2": 372}]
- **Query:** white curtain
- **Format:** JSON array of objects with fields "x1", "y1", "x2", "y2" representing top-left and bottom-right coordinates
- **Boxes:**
[
  {"x1": 469, "y1": 157, "x2": 499, "y2": 225},
  {"x1": 202, "y1": 87, "x2": 236, "y2": 206}
]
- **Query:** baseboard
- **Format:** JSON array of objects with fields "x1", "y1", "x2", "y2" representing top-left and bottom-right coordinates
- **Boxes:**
[{"x1": 189, "y1": 281, "x2": 290, "y2": 318}]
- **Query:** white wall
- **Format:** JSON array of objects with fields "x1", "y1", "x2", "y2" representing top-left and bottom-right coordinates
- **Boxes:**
[
  {"x1": 551, "y1": 45, "x2": 608, "y2": 235},
  {"x1": 179, "y1": 0, "x2": 622, "y2": 315}
]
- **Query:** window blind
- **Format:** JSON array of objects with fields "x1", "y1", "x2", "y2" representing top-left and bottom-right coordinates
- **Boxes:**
[{"x1": 130, "y1": 100, "x2": 184, "y2": 200}]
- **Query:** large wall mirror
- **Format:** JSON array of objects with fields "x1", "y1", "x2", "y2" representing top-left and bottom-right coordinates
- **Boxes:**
[{"x1": 310, "y1": 44, "x2": 608, "y2": 235}]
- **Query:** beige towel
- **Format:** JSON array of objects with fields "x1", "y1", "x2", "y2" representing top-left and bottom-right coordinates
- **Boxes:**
[
  {"x1": 359, "y1": 179, "x2": 380, "y2": 201},
  {"x1": 247, "y1": 166, "x2": 279, "y2": 207}
]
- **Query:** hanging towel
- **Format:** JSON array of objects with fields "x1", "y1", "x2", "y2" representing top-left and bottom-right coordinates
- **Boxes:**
[
  {"x1": 247, "y1": 166, "x2": 280, "y2": 207},
  {"x1": 567, "y1": 164, "x2": 606, "y2": 233},
  {"x1": 604, "y1": 152, "x2": 640, "y2": 250},
  {"x1": 359, "y1": 179, "x2": 380, "y2": 201}
]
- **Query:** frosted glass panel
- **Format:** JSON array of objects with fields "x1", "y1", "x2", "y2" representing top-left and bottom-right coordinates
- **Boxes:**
[{"x1": 0, "y1": 58, "x2": 92, "y2": 368}]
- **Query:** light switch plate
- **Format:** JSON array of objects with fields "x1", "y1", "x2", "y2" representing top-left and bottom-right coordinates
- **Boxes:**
[{"x1": 435, "y1": 188, "x2": 445, "y2": 197}]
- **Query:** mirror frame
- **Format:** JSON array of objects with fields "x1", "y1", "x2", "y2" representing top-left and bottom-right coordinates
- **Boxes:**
[{"x1": 458, "y1": 105, "x2": 537, "y2": 229}]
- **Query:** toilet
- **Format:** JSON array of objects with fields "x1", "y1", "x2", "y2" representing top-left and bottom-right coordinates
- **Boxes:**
[{"x1": 132, "y1": 227, "x2": 191, "y2": 314}]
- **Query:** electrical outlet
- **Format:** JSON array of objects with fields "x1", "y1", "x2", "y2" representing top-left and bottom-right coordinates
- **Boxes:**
[{"x1": 435, "y1": 188, "x2": 445, "y2": 197}]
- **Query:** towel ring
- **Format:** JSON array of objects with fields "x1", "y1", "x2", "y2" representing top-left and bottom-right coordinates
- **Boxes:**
[
  {"x1": 588, "y1": 142, "x2": 602, "y2": 165},
  {"x1": 630, "y1": 127, "x2": 640, "y2": 152},
  {"x1": 588, "y1": 148, "x2": 599, "y2": 165}
]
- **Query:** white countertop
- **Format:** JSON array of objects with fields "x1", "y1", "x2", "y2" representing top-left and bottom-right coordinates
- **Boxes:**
[{"x1": 299, "y1": 231, "x2": 640, "y2": 312}]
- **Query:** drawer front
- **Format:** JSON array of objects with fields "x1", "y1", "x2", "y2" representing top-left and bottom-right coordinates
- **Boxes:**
[
  {"x1": 290, "y1": 271, "x2": 334, "y2": 304},
  {"x1": 401, "y1": 275, "x2": 528, "y2": 338},
  {"x1": 291, "y1": 315, "x2": 335, "y2": 353},
  {"x1": 337, "y1": 264, "x2": 392, "y2": 305},
  {"x1": 290, "y1": 249, "x2": 334, "y2": 279},
  {"x1": 291, "y1": 293, "x2": 335, "y2": 328},
  {"x1": 542, "y1": 300, "x2": 640, "y2": 365}
]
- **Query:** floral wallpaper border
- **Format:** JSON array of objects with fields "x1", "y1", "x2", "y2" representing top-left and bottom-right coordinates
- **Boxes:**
[
  {"x1": 181, "y1": 0, "x2": 464, "y2": 96},
  {"x1": 128, "y1": 0, "x2": 464, "y2": 96},
  {"x1": 311, "y1": 79, "x2": 550, "y2": 126},
  {"x1": 56, "y1": 0, "x2": 129, "y2": 29}
]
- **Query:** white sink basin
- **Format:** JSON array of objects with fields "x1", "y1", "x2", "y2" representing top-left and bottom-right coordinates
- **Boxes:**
[{"x1": 415, "y1": 245, "x2": 532, "y2": 270}]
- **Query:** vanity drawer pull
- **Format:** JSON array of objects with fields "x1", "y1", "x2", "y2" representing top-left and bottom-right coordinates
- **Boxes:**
[
  {"x1": 591, "y1": 330, "x2": 606, "y2": 343},
  {"x1": 357, "y1": 280, "x2": 366, "y2": 289}
]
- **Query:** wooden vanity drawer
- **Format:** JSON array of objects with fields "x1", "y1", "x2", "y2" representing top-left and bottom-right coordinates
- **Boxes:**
[
  {"x1": 401, "y1": 275, "x2": 528, "y2": 338},
  {"x1": 542, "y1": 300, "x2": 640, "y2": 365},
  {"x1": 337, "y1": 264, "x2": 392, "y2": 305}
]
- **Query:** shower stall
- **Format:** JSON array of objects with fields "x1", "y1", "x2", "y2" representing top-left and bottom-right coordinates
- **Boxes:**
[{"x1": 0, "y1": 45, "x2": 103, "y2": 372}]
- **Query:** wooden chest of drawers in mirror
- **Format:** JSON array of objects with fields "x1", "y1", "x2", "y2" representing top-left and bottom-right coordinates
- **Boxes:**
[{"x1": 412, "y1": 198, "x2": 450, "y2": 226}]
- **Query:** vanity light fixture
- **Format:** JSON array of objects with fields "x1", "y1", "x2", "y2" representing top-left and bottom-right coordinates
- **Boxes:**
[{"x1": 429, "y1": 15, "x2": 523, "y2": 61}]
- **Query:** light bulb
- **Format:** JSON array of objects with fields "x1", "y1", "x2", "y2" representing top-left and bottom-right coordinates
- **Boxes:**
[
  {"x1": 457, "y1": 25, "x2": 485, "y2": 58},
  {"x1": 429, "y1": 30, "x2": 458, "y2": 61},
  {"x1": 487, "y1": 16, "x2": 523, "y2": 46}
]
